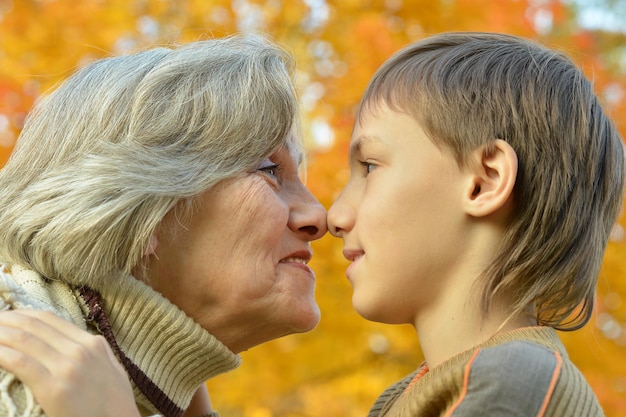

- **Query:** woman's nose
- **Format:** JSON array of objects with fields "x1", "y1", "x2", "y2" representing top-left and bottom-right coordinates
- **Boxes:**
[{"x1": 289, "y1": 187, "x2": 328, "y2": 241}]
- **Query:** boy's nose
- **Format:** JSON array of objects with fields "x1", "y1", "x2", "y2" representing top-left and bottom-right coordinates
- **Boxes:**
[{"x1": 327, "y1": 196, "x2": 354, "y2": 238}]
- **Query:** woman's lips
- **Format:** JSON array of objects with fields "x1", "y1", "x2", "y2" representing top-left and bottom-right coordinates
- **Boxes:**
[{"x1": 279, "y1": 254, "x2": 314, "y2": 277}]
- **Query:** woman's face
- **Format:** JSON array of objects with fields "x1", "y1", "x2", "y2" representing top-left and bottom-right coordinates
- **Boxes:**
[{"x1": 145, "y1": 142, "x2": 327, "y2": 353}]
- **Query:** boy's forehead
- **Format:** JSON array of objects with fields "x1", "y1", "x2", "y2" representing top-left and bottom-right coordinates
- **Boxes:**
[{"x1": 349, "y1": 135, "x2": 382, "y2": 159}]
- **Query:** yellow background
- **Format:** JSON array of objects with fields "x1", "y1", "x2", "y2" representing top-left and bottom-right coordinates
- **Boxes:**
[{"x1": 1, "y1": 1, "x2": 624, "y2": 415}]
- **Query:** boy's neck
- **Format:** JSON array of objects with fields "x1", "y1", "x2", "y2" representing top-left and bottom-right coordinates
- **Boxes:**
[
  {"x1": 415, "y1": 288, "x2": 536, "y2": 369},
  {"x1": 413, "y1": 221, "x2": 536, "y2": 369}
]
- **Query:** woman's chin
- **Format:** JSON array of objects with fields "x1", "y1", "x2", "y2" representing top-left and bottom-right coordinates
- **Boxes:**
[{"x1": 289, "y1": 302, "x2": 321, "y2": 334}]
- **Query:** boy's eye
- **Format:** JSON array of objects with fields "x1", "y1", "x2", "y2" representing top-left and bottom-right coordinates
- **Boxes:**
[{"x1": 359, "y1": 160, "x2": 377, "y2": 175}]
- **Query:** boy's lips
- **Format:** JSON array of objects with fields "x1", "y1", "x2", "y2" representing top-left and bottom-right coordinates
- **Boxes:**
[
  {"x1": 342, "y1": 248, "x2": 364, "y2": 262},
  {"x1": 343, "y1": 248, "x2": 364, "y2": 279}
]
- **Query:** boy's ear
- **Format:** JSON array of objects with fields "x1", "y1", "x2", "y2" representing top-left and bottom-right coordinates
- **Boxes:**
[{"x1": 463, "y1": 139, "x2": 518, "y2": 218}]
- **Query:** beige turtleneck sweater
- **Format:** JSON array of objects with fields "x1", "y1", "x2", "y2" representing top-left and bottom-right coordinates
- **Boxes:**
[
  {"x1": 368, "y1": 326, "x2": 603, "y2": 417},
  {"x1": 0, "y1": 263, "x2": 241, "y2": 417}
]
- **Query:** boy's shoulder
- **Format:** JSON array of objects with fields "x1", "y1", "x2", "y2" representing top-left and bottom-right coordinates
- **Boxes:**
[
  {"x1": 469, "y1": 335, "x2": 563, "y2": 387},
  {"x1": 369, "y1": 327, "x2": 603, "y2": 417},
  {"x1": 452, "y1": 333, "x2": 603, "y2": 416},
  {"x1": 455, "y1": 337, "x2": 563, "y2": 415}
]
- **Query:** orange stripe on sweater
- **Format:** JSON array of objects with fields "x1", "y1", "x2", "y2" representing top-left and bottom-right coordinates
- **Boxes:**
[
  {"x1": 403, "y1": 363, "x2": 430, "y2": 395},
  {"x1": 537, "y1": 350, "x2": 562, "y2": 417},
  {"x1": 444, "y1": 349, "x2": 482, "y2": 417}
]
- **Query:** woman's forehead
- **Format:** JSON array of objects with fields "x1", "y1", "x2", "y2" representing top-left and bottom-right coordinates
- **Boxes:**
[{"x1": 282, "y1": 135, "x2": 305, "y2": 165}]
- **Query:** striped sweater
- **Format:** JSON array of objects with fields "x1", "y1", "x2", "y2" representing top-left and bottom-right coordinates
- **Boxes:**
[
  {"x1": 0, "y1": 263, "x2": 241, "y2": 417},
  {"x1": 368, "y1": 327, "x2": 603, "y2": 417}
]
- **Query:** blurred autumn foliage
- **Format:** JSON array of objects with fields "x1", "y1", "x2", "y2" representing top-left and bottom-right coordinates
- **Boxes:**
[{"x1": 1, "y1": 0, "x2": 625, "y2": 416}]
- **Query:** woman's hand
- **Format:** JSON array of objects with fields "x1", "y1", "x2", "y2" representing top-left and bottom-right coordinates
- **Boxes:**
[{"x1": 0, "y1": 310, "x2": 141, "y2": 417}]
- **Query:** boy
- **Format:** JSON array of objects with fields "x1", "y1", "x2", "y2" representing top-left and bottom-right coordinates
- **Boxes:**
[
  {"x1": 327, "y1": 32, "x2": 624, "y2": 416},
  {"x1": 0, "y1": 32, "x2": 622, "y2": 417}
]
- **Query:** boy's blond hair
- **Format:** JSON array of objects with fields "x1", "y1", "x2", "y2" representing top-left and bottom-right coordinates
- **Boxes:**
[{"x1": 359, "y1": 32, "x2": 625, "y2": 330}]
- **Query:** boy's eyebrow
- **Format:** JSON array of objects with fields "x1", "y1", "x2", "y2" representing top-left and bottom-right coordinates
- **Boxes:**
[{"x1": 349, "y1": 135, "x2": 381, "y2": 159}]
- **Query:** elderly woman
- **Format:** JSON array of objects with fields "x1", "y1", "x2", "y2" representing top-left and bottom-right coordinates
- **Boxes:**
[{"x1": 0, "y1": 34, "x2": 326, "y2": 417}]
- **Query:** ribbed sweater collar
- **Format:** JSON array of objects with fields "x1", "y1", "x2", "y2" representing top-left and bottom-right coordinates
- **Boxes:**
[
  {"x1": 408, "y1": 326, "x2": 567, "y2": 393},
  {"x1": 423, "y1": 326, "x2": 566, "y2": 377},
  {"x1": 372, "y1": 327, "x2": 573, "y2": 417},
  {"x1": 85, "y1": 276, "x2": 241, "y2": 416}
]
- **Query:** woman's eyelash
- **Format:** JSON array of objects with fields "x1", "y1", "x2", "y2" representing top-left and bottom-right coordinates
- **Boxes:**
[{"x1": 258, "y1": 163, "x2": 279, "y2": 177}]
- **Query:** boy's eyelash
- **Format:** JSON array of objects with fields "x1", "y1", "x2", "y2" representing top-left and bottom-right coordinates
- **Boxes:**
[{"x1": 358, "y1": 160, "x2": 377, "y2": 175}]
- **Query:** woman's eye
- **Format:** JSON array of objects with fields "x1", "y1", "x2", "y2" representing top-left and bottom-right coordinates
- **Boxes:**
[
  {"x1": 260, "y1": 165, "x2": 278, "y2": 176},
  {"x1": 257, "y1": 159, "x2": 280, "y2": 178}
]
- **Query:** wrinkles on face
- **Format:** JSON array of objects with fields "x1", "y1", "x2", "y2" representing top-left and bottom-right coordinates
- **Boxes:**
[{"x1": 143, "y1": 141, "x2": 325, "y2": 352}]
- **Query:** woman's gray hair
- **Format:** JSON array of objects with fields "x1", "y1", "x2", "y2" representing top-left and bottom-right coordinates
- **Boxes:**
[{"x1": 0, "y1": 34, "x2": 299, "y2": 287}]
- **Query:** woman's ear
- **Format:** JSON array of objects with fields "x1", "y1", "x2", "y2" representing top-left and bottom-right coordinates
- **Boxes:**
[
  {"x1": 143, "y1": 233, "x2": 159, "y2": 257},
  {"x1": 463, "y1": 139, "x2": 518, "y2": 218}
]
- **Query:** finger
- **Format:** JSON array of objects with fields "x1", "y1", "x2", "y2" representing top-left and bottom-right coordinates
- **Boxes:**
[
  {"x1": 0, "y1": 344, "x2": 53, "y2": 388},
  {"x1": 0, "y1": 323, "x2": 119, "y2": 395},
  {"x1": 0, "y1": 312, "x2": 114, "y2": 375},
  {"x1": 0, "y1": 324, "x2": 60, "y2": 372},
  {"x1": 0, "y1": 310, "x2": 84, "y2": 340},
  {"x1": 0, "y1": 310, "x2": 123, "y2": 366},
  {"x1": 0, "y1": 311, "x2": 127, "y2": 382},
  {"x1": 0, "y1": 310, "x2": 91, "y2": 352},
  {"x1": 0, "y1": 311, "x2": 73, "y2": 355}
]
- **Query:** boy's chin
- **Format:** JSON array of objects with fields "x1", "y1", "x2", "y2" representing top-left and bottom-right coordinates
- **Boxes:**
[
  {"x1": 352, "y1": 296, "x2": 398, "y2": 324},
  {"x1": 352, "y1": 298, "x2": 388, "y2": 323}
]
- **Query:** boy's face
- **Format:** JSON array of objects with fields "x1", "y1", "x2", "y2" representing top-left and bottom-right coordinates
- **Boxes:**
[{"x1": 327, "y1": 104, "x2": 473, "y2": 326}]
